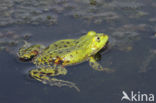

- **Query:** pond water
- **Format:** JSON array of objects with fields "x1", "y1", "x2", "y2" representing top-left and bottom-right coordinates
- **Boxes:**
[{"x1": 0, "y1": 0, "x2": 156, "y2": 103}]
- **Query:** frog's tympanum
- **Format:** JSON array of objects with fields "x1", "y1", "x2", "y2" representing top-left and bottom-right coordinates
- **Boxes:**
[{"x1": 18, "y1": 31, "x2": 112, "y2": 91}]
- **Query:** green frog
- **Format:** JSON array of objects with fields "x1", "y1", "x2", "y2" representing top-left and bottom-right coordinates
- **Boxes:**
[{"x1": 18, "y1": 31, "x2": 112, "y2": 91}]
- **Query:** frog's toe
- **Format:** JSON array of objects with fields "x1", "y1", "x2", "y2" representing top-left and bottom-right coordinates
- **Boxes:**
[
  {"x1": 101, "y1": 67, "x2": 115, "y2": 73},
  {"x1": 93, "y1": 64, "x2": 114, "y2": 73}
]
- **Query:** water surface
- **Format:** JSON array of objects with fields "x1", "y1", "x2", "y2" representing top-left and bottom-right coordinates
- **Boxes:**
[{"x1": 0, "y1": 0, "x2": 156, "y2": 103}]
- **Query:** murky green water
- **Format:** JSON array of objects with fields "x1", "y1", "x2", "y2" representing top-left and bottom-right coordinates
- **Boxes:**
[{"x1": 0, "y1": 0, "x2": 156, "y2": 103}]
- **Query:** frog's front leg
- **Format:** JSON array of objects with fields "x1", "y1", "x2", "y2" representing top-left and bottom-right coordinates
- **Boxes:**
[
  {"x1": 89, "y1": 56, "x2": 114, "y2": 73},
  {"x1": 29, "y1": 66, "x2": 80, "y2": 92}
]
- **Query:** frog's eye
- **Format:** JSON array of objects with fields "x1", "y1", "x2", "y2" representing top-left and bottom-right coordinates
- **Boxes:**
[{"x1": 96, "y1": 36, "x2": 100, "y2": 42}]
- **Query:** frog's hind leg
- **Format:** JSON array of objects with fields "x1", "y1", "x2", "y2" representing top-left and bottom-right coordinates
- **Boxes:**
[
  {"x1": 89, "y1": 56, "x2": 114, "y2": 73},
  {"x1": 29, "y1": 66, "x2": 80, "y2": 91}
]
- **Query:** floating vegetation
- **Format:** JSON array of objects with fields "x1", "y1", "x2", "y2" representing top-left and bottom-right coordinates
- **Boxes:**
[
  {"x1": 0, "y1": 0, "x2": 148, "y2": 26},
  {"x1": 110, "y1": 24, "x2": 141, "y2": 52},
  {"x1": 89, "y1": 0, "x2": 97, "y2": 6},
  {"x1": 0, "y1": 31, "x2": 31, "y2": 54}
]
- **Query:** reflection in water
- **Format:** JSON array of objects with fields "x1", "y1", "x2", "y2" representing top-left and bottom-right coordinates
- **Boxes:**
[{"x1": 140, "y1": 49, "x2": 156, "y2": 72}]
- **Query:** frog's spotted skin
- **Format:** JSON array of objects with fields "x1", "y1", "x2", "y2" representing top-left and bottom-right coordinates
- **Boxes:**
[{"x1": 18, "y1": 31, "x2": 111, "y2": 91}]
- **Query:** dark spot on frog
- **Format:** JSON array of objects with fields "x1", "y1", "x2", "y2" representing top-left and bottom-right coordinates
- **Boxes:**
[
  {"x1": 58, "y1": 50, "x2": 63, "y2": 54},
  {"x1": 39, "y1": 74, "x2": 44, "y2": 77},
  {"x1": 33, "y1": 76, "x2": 40, "y2": 79},
  {"x1": 66, "y1": 50, "x2": 70, "y2": 52},
  {"x1": 54, "y1": 56, "x2": 63, "y2": 64},
  {"x1": 33, "y1": 72, "x2": 38, "y2": 74},
  {"x1": 50, "y1": 53, "x2": 53, "y2": 55},
  {"x1": 66, "y1": 60, "x2": 70, "y2": 63},
  {"x1": 58, "y1": 46, "x2": 63, "y2": 49},
  {"x1": 43, "y1": 57, "x2": 47, "y2": 60},
  {"x1": 54, "y1": 69, "x2": 58, "y2": 74},
  {"x1": 54, "y1": 44, "x2": 58, "y2": 47},
  {"x1": 64, "y1": 45, "x2": 67, "y2": 47},
  {"x1": 46, "y1": 73, "x2": 53, "y2": 76},
  {"x1": 45, "y1": 46, "x2": 50, "y2": 50},
  {"x1": 40, "y1": 72, "x2": 46, "y2": 74},
  {"x1": 70, "y1": 55, "x2": 73, "y2": 57},
  {"x1": 58, "y1": 59, "x2": 63, "y2": 64},
  {"x1": 75, "y1": 41, "x2": 79, "y2": 44},
  {"x1": 66, "y1": 41, "x2": 70, "y2": 44},
  {"x1": 77, "y1": 45, "x2": 81, "y2": 48},
  {"x1": 90, "y1": 62, "x2": 94, "y2": 66},
  {"x1": 53, "y1": 51, "x2": 57, "y2": 53},
  {"x1": 37, "y1": 68, "x2": 41, "y2": 71}
]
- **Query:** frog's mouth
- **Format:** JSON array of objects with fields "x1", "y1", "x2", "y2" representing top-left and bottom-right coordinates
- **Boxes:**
[
  {"x1": 19, "y1": 55, "x2": 35, "y2": 62},
  {"x1": 103, "y1": 41, "x2": 109, "y2": 49},
  {"x1": 98, "y1": 41, "x2": 109, "y2": 53}
]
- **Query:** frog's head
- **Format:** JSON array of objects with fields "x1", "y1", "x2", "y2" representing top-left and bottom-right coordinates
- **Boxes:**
[
  {"x1": 87, "y1": 31, "x2": 109, "y2": 55},
  {"x1": 18, "y1": 49, "x2": 39, "y2": 62},
  {"x1": 18, "y1": 45, "x2": 42, "y2": 62}
]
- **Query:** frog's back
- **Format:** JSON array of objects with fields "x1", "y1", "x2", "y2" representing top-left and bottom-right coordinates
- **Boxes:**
[
  {"x1": 45, "y1": 39, "x2": 77, "y2": 51},
  {"x1": 34, "y1": 44, "x2": 88, "y2": 66}
]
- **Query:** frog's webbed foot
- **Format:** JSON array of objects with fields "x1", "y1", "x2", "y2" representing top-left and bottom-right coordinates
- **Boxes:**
[
  {"x1": 42, "y1": 78, "x2": 80, "y2": 92},
  {"x1": 29, "y1": 66, "x2": 80, "y2": 92},
  {"x1": 89, "y1": 56, "x2": 114, "y2": 73}
]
